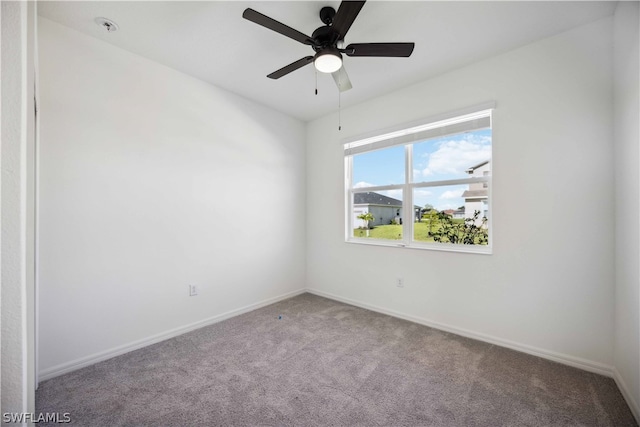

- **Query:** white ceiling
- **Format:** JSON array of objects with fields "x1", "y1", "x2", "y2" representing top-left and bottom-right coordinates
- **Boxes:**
[{"x1": 38, "y1": 1, "x2": 617, "y2": 122}]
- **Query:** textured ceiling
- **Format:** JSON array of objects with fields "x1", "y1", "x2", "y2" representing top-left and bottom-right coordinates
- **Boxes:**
[{"x1": 38, "y1": 1, "x2": 617, "y2": 122}]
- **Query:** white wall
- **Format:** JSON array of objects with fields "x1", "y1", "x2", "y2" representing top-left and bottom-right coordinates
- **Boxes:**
[
  {"x1": 23, "y1": 6, "x2": 640, "y2": 420},
  {"x1": 307, "y1": 18, "x2": 615, "y2": 372},
  {"x1": 37, "y1": 18, "x2": 306, "y2": 377},
  {"x1": 1, "y1": 0, "x2": 37, "y2": 416},
  {"x1": 613, "y1": 1, "x2": 640, "y2": 418}
]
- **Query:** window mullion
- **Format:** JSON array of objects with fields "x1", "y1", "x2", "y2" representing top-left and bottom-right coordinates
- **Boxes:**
[
  {"x1": 351, "y1": 184, "x2": 404, "y2": 193},
  {"x1": 345, "y1": 156, "x2": 353, "y2": 240},
  {"x1": 412, "y1": 176, "x2": 489, "y2": 188},
  {"x1": 403, "y1": 144, "x2": 412, "y2": 246}
]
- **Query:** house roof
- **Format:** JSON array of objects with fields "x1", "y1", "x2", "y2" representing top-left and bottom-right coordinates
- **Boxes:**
[
  {"x1": 354, "y1": 192, "x2": 402, "y2": 207},
  {"x1": 462, "y1": 189, "x2": 488, "y2": 199}
]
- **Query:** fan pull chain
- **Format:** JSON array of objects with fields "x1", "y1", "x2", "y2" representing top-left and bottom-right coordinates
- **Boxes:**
[
  {"x1": 338, "y1": 90, "x2": 342, "y2": 131},
  {"x1": 315, "y1": 70, "x2": 318, "y2": 95},
  {"x1": 336, "y1": 70, "x2": 342, "y2": 131}
]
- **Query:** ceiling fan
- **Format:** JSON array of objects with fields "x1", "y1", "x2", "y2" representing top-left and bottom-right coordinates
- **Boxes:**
[{"x1": 242, "y1": 1, "x2": 415, "y2": 92}]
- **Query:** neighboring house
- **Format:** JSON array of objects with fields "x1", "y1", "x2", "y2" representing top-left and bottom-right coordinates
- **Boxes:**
[
  {"x1": 442, "y1": 209, "x2": 465, "y2": 219},
  {"x1": 462, "y1": 160, "x2": 490, "y2": 224},
  {"x1": 353, "y1": 192, "x2": 403, "y2": 228},
  {"x1": 452, "y1": 209, "x2": 465, "y2": 219}
]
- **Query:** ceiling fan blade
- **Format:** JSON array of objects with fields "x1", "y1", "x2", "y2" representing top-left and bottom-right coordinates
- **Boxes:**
[
  {"x1": 243, "y1": 8, "x2": 314, "y2": 46},
  {"x1": 332, "y1": 66, "x2": 353, "y2": 92},
  {"x1": 332, "y1": 1, "x2": 366, "y2": 40},
  {"x1": 267, "y1": 56, "x2": 314, "y2": 79},
  {"x1": 345, "y1": 42, "x2": 415, "y2": 57}
]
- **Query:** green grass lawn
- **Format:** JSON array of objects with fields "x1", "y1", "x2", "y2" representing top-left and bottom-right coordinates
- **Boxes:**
[
  {"x1": 354, "y1": 224, "x2": 404, "y2": 240},
  {"x1": 353, "y1": 222, "x2": 436, "y2": 241},
  {"x1": 354, "y1": 220, "x2": 487, "y2": 244}
]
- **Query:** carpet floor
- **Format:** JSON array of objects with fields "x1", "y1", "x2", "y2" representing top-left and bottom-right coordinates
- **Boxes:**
[{"x1": 36, "y1": 293, "x2": 637, "y2": 426}]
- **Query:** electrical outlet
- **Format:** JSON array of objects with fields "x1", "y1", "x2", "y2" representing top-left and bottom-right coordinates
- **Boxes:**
[
  {"x1": 396, "y1": 277, "x2": 404, "y2": 288},
  {"x1": 189, "y1": 284, "x2": 198, "y2": 296}
]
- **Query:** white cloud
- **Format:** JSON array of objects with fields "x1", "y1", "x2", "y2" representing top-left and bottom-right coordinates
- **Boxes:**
[
  {"x1": 379, "y1": 189, "x2": 402, "y2": 200},
  {"x1": 414, "y1": 189, "x2": 433, "y2": 198},
  {"x1": 440, "y1": 189, "x2": 464, "y2": 199},
  {"x1": 354, "y1": 181, "x2": 375, "y2": 188},
  {"x1": 421, "y1": 136, "x2": 490, "y2": 177},
  {"x1": 436, "y1": 202, "x2": 459, "y2": 211},
  {"x1": 412, "y1": 189, "x2": 433, "y2": 206}
]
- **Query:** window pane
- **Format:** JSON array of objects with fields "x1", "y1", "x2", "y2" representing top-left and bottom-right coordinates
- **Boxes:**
[
  {"x1": 352, "y1": 145, "x2": 404, "y2": 188},
  {"x1": 352, "y1": 190, "x2": 403, "y2": 240},
  {"x1": 413, "y1": 129, "x2": 491, "y2": 183},
  {"x1": 413, "y1": 185, "x2": 488, "y2": 245}
]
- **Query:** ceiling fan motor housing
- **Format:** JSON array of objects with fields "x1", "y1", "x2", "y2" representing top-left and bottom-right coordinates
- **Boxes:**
[{"x1": 311, "y1": 25, "x2": 340, "y2": 51}]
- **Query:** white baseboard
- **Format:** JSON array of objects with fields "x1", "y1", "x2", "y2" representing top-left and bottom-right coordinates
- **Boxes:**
[
  {"x1": 613, "y1": 367, "x2": 640, "y2": 423},
  {"x1": 305, "y1": 288, "x2": 614, "y2": 378},
  {"x1": 39, "y1": 288, "x2": 306, "y2": 382}
]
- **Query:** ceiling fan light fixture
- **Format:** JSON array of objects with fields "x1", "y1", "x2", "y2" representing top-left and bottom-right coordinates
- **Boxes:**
[{"x1": 314, "y1": 48, "x2": 342, "y2": 73}]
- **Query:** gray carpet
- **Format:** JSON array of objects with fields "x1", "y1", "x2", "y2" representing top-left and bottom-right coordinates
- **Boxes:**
[{"x1": 36, "y1": 293, "x2": 637, "y2": 426}]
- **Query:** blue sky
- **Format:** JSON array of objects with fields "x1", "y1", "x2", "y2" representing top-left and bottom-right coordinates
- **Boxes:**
[{"x1": 353, "y1": 129, "x2": 491, "y2": 210}]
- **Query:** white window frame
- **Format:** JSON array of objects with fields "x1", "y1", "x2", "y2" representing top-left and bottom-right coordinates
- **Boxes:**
[{"x1": 344, "y1": 103, "x2": 494, "y2": 254}]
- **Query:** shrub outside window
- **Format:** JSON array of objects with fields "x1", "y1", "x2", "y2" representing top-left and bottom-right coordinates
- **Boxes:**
[{"x1": 344, "y1": 106, "x2": 493, "y2": 253}]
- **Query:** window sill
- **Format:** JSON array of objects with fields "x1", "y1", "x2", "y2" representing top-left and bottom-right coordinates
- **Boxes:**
[{"x1": 345, "y1": 238, "x2": 492, "y2": 255}]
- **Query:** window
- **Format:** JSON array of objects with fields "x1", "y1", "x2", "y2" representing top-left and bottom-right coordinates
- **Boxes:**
[{"x1": 344, "y1": 105, "x2": 493, "y2": 253}]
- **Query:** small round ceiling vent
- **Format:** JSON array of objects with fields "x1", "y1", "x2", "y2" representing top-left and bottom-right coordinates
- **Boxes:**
[{"x1": 94, "y1": 17, "x2": 119, "y2": 33}]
